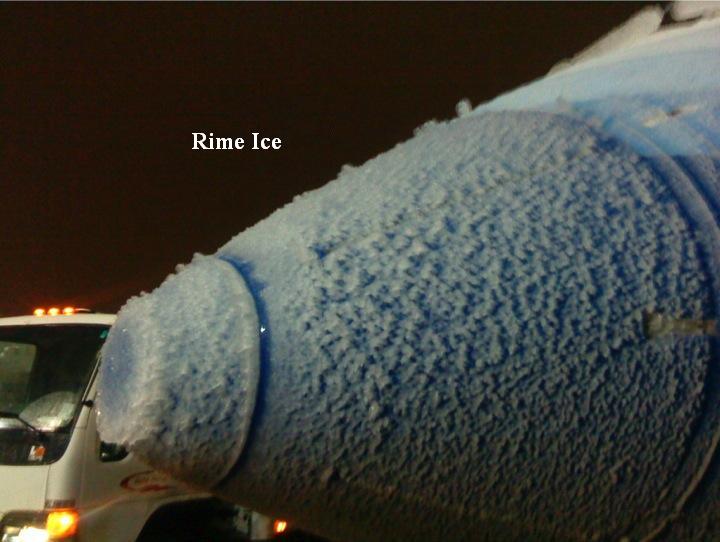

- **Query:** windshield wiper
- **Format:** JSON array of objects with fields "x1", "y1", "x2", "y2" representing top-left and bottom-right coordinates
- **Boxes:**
[{"x1": 0, "y1": 411, "x2": 42, "y2": 435}]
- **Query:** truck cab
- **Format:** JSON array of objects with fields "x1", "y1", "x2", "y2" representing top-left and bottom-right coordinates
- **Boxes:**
[{"x1": 0, "y1": 309, "x2": 281, "y2": 542}]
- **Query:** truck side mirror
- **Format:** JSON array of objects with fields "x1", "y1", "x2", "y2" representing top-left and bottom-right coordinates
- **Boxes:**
[{"x1": 99, "y1": 440, "x2": 128, "y2": 463}]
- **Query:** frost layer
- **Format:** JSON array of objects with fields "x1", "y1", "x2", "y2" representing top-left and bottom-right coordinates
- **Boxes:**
[
  {"x1": 214, "y1": 110, "x2": 714, "y2": 541},
  {"x1": 99, "y1": 16, "x2": 720, "y2": 542},
  {"x1": 97, "y1": 255, "x2": 260, "y2": 486}
]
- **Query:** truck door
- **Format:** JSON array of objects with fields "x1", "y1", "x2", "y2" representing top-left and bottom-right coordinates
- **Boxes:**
[{"x1": 76, "y1": 402, "x2": 173, "y2": 542}]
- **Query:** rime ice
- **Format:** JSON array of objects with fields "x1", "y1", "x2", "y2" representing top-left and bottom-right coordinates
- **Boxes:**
[
  {"x1": 98, "y1": 255, "x2": 260, "y2": 486},
  {"x1": 99, "y1": 14, "x2": 720, "y2": 542}
]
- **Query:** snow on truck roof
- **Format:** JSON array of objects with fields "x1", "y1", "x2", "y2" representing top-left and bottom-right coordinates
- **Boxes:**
[{"x1": 0, "y1": 313, "x2": 116, "y2": 326}]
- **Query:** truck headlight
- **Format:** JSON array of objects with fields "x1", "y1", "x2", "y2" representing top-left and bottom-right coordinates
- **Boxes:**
[
  {"x1": 1, "y1": 512, "x2": 46, "y2": 542},
  {"x1": 1, "y1": 510, "x2": 78, "y2": 542}
]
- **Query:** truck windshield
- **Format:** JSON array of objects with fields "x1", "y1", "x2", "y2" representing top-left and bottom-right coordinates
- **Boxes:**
[{"x1": 0, "y1": 325, "x2": 107, "y2": 432}]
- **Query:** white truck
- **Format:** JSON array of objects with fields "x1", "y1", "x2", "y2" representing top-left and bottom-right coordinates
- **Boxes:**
[{"x1": 0, "y1": 308, "x2": 285, "y2": 542}]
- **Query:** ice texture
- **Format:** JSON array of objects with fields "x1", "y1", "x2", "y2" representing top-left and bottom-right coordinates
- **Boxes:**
[
  {"x1": 549, "y1": 6, "x2": 663, "y2": 75},
  {"x1": 98, "y1": 15, "x2": 720, "y2": 541},
  {"x1": 672, "y1": 1, "x2": 720, "y2": 21},
  {"x1": 98, "y1": 255, "x2": 260, "y2": 486}
]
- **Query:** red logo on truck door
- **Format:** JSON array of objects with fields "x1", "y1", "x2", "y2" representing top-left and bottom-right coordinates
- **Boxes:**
[{"x1": 120, "y1": 471, "x2": 174, "y2": 492}]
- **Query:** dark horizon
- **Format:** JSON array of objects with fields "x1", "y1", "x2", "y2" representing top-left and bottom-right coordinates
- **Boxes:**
[{"x1": 1, "y1": 2, "x2": 650, "y2": 317}]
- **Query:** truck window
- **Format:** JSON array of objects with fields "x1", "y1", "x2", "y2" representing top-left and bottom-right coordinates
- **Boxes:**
[
  {"x1": 0, "y1": 324, "x2": 108, "y2": 465},
  {"x1": 0, "y1": 341, "x2": 36, "y2": 413}
]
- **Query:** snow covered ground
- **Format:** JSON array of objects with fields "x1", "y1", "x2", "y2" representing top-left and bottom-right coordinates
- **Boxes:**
[{"x1": 98, "y1": 8, "x2": 720, "y2": 541}]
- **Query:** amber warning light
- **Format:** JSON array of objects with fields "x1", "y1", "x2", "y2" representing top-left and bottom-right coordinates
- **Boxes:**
[
  {"x1": 33, "y1": 307, "x2": 89, "y2": 317},
  {"x1": 46, "y1": 509, "x2": 79, "y2": 538},
  {"x1": 273, "y1": 520, "x2": 288, "y2": 534}
]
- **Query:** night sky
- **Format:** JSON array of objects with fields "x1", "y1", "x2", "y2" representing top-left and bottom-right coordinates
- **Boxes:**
[{"x1": 1, "y1": 3, "x2": 651, "y2": 317}]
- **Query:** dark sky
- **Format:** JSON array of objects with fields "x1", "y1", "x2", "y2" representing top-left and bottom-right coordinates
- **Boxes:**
[{"x1": 1, "y1": 2, "x2": 651, "y2": 316}]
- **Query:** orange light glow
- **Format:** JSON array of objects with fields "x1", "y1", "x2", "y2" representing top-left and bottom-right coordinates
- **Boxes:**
[
  {"x1": 47, "y1": 307, "x2": 60, "y2": 316},
  {"x1": 46, "y1": 509, "x2": 79, "y2": 538},
  {"x1": 62, "y1": 307, "x2": 75, "y2": 315},
  {"x1": 273, "y1": 520, "x2": 288, "y2": 534},
  {"x1": 33, "y1": 308, "x2": 46, "y2": 317}
]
